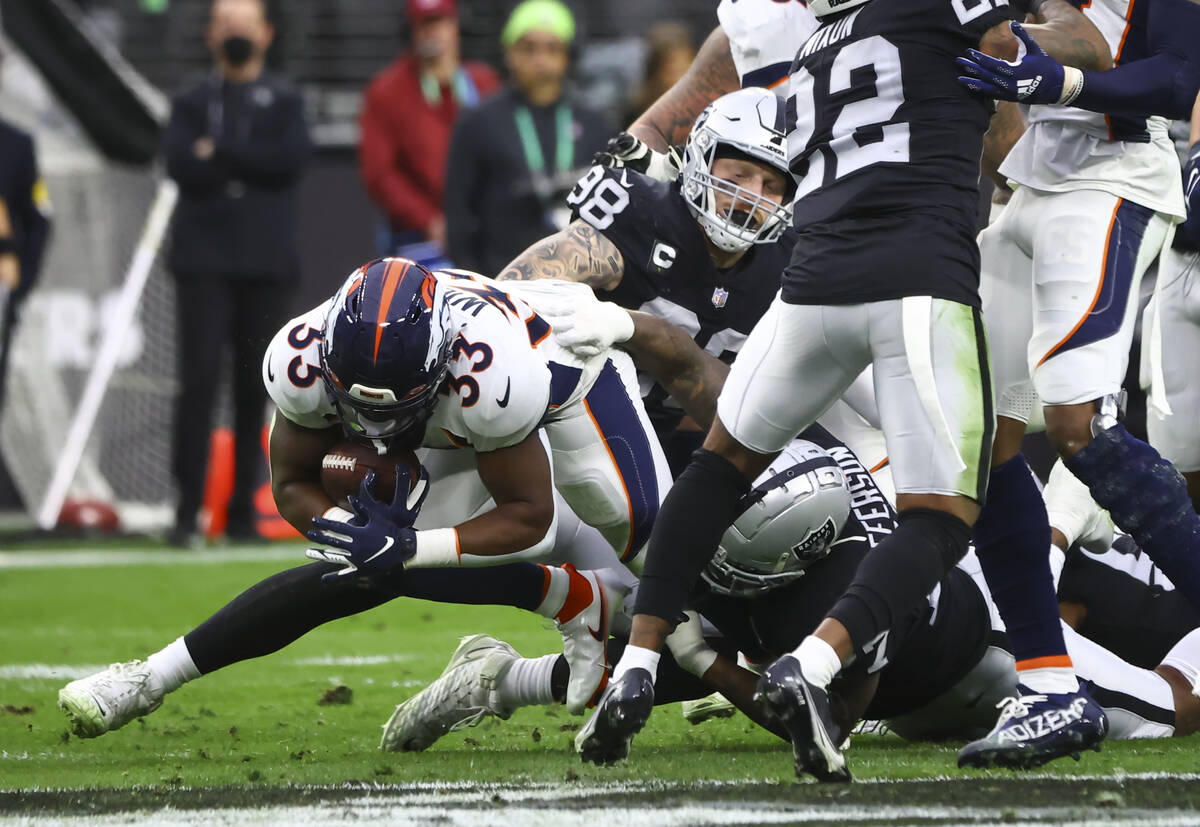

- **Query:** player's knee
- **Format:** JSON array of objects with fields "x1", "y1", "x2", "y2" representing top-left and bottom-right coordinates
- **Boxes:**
[
  {"x1": 1044, "y1": 403, "x2": 1096, "y2": 458},
  {"x1": 702, "y1": 417, "x2": 775, "y2": 482}
]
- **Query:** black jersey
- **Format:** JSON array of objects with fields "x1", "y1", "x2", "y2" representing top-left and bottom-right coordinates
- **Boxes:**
[
  {"x1": 694, "y1": 423, "x2": 992, "y2": 719},
  {"x1": 568, "y1": 164, "x2": 794, "y2": 430},
  {"x1": 782, "y1": 0, "x2": 1015, "y2": 308}
]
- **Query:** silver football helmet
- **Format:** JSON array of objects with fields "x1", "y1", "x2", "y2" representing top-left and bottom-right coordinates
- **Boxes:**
[
  {"x1": 807, "y1": 0, "x2": 872, "y2": 19},
  {"x1": 702, "y1": 440, "x2": 852, "y2": 598},
  {"x1": 680, "y1": 87, "x2": 793, "y2": 253}
]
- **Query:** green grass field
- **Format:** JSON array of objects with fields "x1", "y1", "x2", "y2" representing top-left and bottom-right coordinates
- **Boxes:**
[{"x1": 2, "y1": 544, "x2": 1200, "y2": 824}]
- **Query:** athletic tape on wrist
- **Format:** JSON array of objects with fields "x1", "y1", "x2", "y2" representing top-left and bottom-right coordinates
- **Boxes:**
[
  {"x1": 407, "y1": 528, "x2": 460, "y2": 568},
  {"x1": 1059, "y1": 67, "x2": 1084, "y2": 106}
]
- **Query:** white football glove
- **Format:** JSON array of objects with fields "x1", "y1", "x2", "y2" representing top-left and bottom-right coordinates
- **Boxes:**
[
  {"x1": 665, "y1": 610, "x2": 719, "y2": 678},
  {"x1": 593, "y1": 132, "x2": 684, "y2": 183},
  {"x1": 544, "y1": 298, "x2": 634, "y2": 359}
]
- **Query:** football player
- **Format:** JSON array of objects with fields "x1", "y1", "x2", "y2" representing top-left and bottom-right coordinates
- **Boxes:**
[
  {"x1": 959, "y1": 0, "x2": 1194, "y2": 768},
  {"x1": 958, "y1": 0, "x2": 1200, "y2": 120},
  {"x1": 381, "y1": 417, "x2": 1200, "y2": 766},
  {"x1": 1141, "y1": 91, "x2": 1200, "y2": 511},
  {"x1": 57, "y1": 262, "x2": 672, "y2": 737},
  {"x1": 575, "y1": 0, "x2": 1121, "y2": 782}
]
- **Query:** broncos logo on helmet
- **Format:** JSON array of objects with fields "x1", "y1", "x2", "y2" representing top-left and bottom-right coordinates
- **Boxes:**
[{"x1": 319, "y1": 257, "x2": 453, "y2": 447}]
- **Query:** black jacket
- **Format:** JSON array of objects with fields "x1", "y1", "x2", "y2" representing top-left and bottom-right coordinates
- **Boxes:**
[
  {"x1": 444, "y1": 86, "x2": 611, "y2": 276},
  {"x1": 163, "y1": 71, "x2": 310, "y2": 279},
  {"x1": 0, "y1": 119, "x2": 51, "y2": 299}
]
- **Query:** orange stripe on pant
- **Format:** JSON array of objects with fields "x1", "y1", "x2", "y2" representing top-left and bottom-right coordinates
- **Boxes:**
[
  {"x1": 583, "y1": 398, "x2": 636, "y2": 562},
  {"x1": 1036, "y1": 198, "x2": 1123, "y2": 368}
]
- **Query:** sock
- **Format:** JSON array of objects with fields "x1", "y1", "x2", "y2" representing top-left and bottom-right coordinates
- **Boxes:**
[
  {"x1": 636, "y1": 449, "x2": 751, "y2": 623},
  {"x1": 495, "y1": 654, "x2": 559, "y2": 709},
  {"x1": 612, "y1": 644, "x2": 660, "y2": 682},
  {"x1": 145, "y1": 636, "x2": 200, "y2": 695},
  {"x1": 1161, "y1": 628, "x2": 1200, "y2": 691},
  {"x1": 972, "y1": 454, "x2": 1076, "y2": 692},
  {"x1": 827, "y1": 508, "x2": 970, "y2": 661},
  {"x1": 185, "y1": 561, "x2": 548, "y2": 674},
  {"x1": 534, "y1": 564, "x2": 593, "y2": 623},
  {"x1": 791, "y1": 636, "x2": 841, "y2": 690},
  {"x1": 1066, "y1": 424, "x2": 1200, "y2": 613}
]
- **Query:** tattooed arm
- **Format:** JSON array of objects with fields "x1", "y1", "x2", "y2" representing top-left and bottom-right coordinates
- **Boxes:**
[
  {"x1": 982, "y1": 101, "x2": 1026, "y2": 191},
  {"x1": 628, "y1": 26, "x2": 740, "y2": 152},
  {"x1": 979, "y1": 0, "x2": 1112, "y2": 69},
  {"x1": 497, "y1": 220, "x2": 626, "y2": 291},
  {"x1": 623, "y1": 311, "x2": 729, "y2": 430}
]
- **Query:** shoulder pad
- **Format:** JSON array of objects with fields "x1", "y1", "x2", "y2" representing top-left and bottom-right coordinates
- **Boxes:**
[{"x1": 263, "y1": 303, "x2": 336, "y2": 431}]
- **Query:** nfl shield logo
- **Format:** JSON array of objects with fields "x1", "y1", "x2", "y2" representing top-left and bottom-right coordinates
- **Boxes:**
[{"x1": 711, "y1": 287, "x2": 729, "y2": 309}]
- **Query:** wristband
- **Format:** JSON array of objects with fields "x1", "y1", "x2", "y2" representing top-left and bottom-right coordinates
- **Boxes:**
[
  {"x1": 406, "y1": 527, "x2": 460, "y2": 568},
  {"x1": 1059, "y1": 67, "x2": 1084, "y2": 106}
]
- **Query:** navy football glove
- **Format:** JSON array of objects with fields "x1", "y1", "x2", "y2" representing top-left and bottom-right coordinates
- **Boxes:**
[
  {"x1": 305, "y1": 464, "x2": 430, "y2": 583},
  {"x1": 957, "y1": 22, "x2": 1076, "y2": 105}
]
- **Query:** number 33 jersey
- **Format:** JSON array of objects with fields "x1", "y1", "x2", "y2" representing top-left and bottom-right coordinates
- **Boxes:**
[
  {"x1": 782, "y1": 0, "x2": 1016, "y2": 309},
  {"x1": 263, "y1": 270, "x2": 607, "y2": 453}
]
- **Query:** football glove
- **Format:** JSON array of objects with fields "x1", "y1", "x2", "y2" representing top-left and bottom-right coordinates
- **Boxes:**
[
  {"x1": 306, "y1": 464, "x2": 430, "y2": 583},
  {"x1": 542, "y1": 298, "x2": 635, "y2": 359},
  {"x1": 593, "y1": 132, "x2": 684, "y2": 183},
  {"x1": 957, "y1": 22, "x2": 1083, "y2": 106}
]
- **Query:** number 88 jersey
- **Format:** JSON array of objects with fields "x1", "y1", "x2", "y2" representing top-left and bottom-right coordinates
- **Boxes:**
[{"x1": 783, "y1": 0, "x2": 1015, "y2": 307}]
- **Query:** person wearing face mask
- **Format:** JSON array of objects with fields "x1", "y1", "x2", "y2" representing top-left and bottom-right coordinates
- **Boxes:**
[
  {"x1": 443, "y1": 0, "x2": 612, "y2": 277},
  {"x1": 359, "y1": 0, "x2": 499, "y2": 259},
  {"x1": 161, "y1": 0, "x2": 310, "y2": 547}
]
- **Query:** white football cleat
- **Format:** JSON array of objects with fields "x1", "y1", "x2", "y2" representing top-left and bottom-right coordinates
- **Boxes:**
[
  {"x1": 380, "y1": 634, "x2": 519, "y2": 752},
  {"x1": 681, "y1": 692, "x2": 736, "y2": 724},
  {"x1": 556, "y1": 565, "x2": 621, "y2": 714},
  {"x1": 58, "y1": 660, "x2": 163, "y2": 738}
]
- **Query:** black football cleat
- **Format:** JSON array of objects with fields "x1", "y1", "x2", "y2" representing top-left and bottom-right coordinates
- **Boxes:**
[
  {"x1": 755, "y1": 655, "x2": 851, "y2": 783},
  {"x1": 957, "y1": 684, "x2": 1108, "y2": 770},
  {"x1": 575, "y1": 667, "x2": 654, "y2": 766}
]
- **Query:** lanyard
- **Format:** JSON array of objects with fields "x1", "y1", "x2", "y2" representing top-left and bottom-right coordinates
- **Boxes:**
[
  {"x1": 513, "y1": 104, "x2": 574, "y2": 176},
  {"x1": 207, "y1": 73, "x2": 252, "y2": 144},
  {"x1": 419, "y1": 69, "x2": 480, "y2": 108}
]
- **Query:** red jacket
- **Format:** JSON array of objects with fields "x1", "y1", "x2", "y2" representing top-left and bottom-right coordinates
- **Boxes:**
[{"x1": 359, "y1": 54, "x2": 499, "y2": 235}]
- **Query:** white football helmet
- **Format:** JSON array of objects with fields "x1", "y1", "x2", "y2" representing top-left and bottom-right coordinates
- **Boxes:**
[
  {"x1": 680, "y1": 87, "x2": 794, "y2": 253},
  {"x1": 807, "y1": 0, "x2": 872, "y2": 19},
  {"x1": 702, "y1": 440, "x2": 852, "y2": 598}
]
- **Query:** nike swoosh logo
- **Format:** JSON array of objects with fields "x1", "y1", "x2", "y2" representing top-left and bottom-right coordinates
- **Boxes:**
[
  {"x1": 496, "y1": 379, "x2": 511, "y2": 408},
  {"x1": 1187, "y1": 168, "x2": 1200, "y2": 200},
  {"x1": 266, "y1": 361, "x2": 275, "y2": 382},
  {"x1": 364, "y1": 536, "x2": 394, "y2": 563}
]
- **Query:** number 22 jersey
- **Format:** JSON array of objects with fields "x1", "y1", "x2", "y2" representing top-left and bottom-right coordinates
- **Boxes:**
[{"x1": 782, "y1": 0, "x2": 1015, "y2": 308}]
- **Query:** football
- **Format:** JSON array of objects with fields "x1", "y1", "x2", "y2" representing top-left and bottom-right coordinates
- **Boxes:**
[{"x1": 320, "y1": 441, "x2": 422, "y2": 507}]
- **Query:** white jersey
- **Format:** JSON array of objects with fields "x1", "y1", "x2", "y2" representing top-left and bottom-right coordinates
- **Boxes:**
[
  {"x1": 999, "y1": 0, "x2": 1185, "y2": 218},
  {"x1": 717, "y1": 0, "x2": 817, "y2": 92},
  {"x1": 263, "y1": 271, "x2": 606, "y2": 453}
]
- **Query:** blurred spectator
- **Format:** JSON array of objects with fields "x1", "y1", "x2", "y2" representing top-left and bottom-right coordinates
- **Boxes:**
[
  {"x1": 626, "y1": 23, "x2": 696, "y2": 126},
  {"x1": 161, "y1": 0, "x2": 310, "y2": 546},
  {"x1": 359, "y1": 0, "x2": 499, "y2": 256},
  {"x1": 444, "y1": 0, "x2": 611, "y2": 276},
  {"x1": 0, "y1": 44, "x2": 52, "y2": 413}
]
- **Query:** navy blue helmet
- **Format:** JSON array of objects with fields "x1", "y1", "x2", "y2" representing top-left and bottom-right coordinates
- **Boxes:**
[{"x1": 319, "y1": 258, "x2": 453, "y2": 447}]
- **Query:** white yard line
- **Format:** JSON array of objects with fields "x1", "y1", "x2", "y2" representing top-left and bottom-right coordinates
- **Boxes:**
[{"x1": 0, "y1": 547, "x2": 304, "y2": 569}]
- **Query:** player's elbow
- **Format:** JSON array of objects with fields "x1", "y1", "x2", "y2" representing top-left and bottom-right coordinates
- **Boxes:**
[{"x1": 511, "y1": 498, "x2": 558, "y2": 555}]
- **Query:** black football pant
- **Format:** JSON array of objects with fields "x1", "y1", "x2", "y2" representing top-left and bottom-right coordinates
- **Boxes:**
[{"x1": 172, "y1": 274, "x2": 292, "y2": 535}]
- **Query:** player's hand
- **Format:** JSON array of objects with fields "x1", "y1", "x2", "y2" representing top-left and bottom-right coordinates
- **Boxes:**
[
  {"x1": 543, "y1": 299, "x2": 635, "y2": 358},
  {"x1": 957, "y1": 22, "x2": 1071, "y2": 105},
  {"x1": 305, "y1": 469, "x2": 426, "y2": 582},
  {"x1": 593, "y1": 132, "x2": 683, "y2": 182}
]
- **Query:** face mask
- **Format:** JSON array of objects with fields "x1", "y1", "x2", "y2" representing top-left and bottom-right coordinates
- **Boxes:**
[{"x1": 221, "y1": 35, "x2": 256, "y2": 67}]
